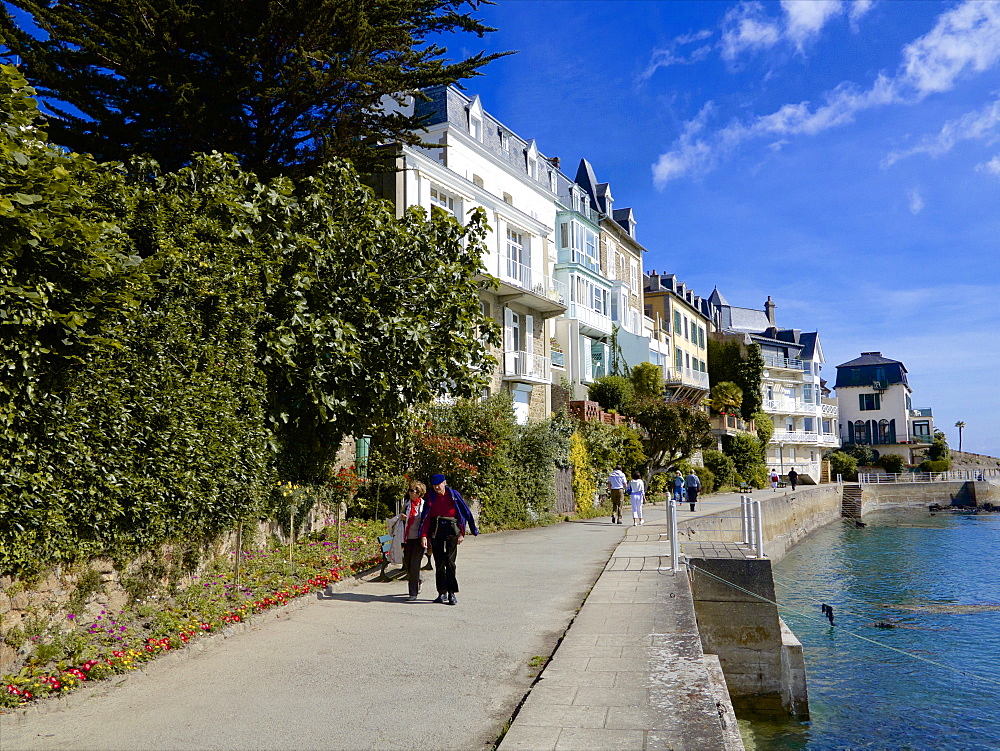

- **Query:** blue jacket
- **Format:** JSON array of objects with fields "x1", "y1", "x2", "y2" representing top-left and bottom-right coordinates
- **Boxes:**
[{"x1": 419, "y1": 486, "x2": 479, "y2": 537}]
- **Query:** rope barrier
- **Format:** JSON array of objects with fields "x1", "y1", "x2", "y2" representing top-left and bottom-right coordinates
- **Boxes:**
[{"x1": 688, "y1": 563, "x2": 1000, "y2": 689}]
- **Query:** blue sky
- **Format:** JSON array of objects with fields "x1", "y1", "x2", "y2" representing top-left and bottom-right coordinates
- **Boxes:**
[{"x1": 445, "y1": 0, "x2": 1000, "y2": 457}]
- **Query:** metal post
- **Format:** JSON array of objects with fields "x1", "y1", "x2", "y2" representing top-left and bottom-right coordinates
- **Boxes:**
[
  {"x1": 753, "y1": 499, "x2": 766, "y2": 558},
  {"x1": 740, "y1": 495, "x2": 750, "y2": 545},
  {"x1": 747, "y1": 496, "x2": 757, "y2": 554},
  {"x1": 235, "y1": 523, "x2": 242, "y2": 589},
  {"x1": 836, "y1": 473, "x2": 843, "y2": 485},
  {"x1": 289, "y1": 508, "x2": 295, "y2": 567},
  {"x1": 668, "y1": 497, "x2": 680, "y2": 573}
]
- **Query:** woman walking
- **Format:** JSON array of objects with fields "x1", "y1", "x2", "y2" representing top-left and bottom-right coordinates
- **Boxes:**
[
  {"x1": 627, "y1": 471, "x2": 646, "y2": 526},
  {"x1": 400, "y1": 482, "x2": 427, "y2": 601}
]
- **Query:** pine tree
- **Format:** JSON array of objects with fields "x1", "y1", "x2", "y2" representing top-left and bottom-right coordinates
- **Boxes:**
[{"x1": 1, "y1": 0, "x2": 506, "y2": 177}]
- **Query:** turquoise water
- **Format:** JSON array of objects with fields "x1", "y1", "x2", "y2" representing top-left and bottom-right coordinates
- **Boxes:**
[{"x1": 741, "y1": 508, "x2": 1000, "y2": 750}]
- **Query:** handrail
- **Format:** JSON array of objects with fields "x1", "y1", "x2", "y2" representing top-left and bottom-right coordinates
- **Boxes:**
[
  {"x1": 500, "y1": 258, "x2": 567, "y2": 303},
  {"x1": 859, "y1": 469, "x2": 1000, "y2": 484}
]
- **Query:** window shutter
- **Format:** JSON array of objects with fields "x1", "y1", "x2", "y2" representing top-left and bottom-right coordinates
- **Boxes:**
[
  {"x1": 504, "y1": 307, "x2": 513, "y2": 351},
  {"x1": 525, "y1": 315, "x2": 534, "y2": 356}
]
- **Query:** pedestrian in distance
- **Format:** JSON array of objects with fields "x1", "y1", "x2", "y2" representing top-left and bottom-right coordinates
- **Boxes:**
[
  {"x1": 787, "y1": 467, "x2": 799, "y2": 491},
  {"x1": 607, "y1": 465, "x2": 627, "y2": 524},
  {"x1": 420, "y1": 474, "x2": 478, "y2": 606},
  {"x1": 627, "y1": 471, "x2": 646, "y2": 525},
  {"x1": 770, "y1": 469, "x2": 780, "y2": 492},
  {"x1": 685, "y1": 469, "x2": 702, "y2": 512},
  {"x1": 400, "y1": 482, "x2": 427, "y2": 601},
  {"x1": 672, "y1": 470, "x2": 685, "y2": 504}
]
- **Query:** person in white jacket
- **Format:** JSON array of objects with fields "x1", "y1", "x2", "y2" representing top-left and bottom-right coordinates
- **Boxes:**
[
  {"x1": 396, "y1": 482, "x2": 427, "y2": 601},
  {"x1": 627, "y1": 471, "x2": 646, "y2": 526}
]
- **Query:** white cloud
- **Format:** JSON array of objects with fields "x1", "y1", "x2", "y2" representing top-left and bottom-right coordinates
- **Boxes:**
[
  {"x1": 883, "y1": 97, "x2": 1000, "y2": 166},
  {"x1": 977, "y1": 155, "x2": 1000, "y2": 175},
  {"x1": 782, "y1": 0, "x2": 844, "y2": 48},
  {"x1": 848, "y1": 0, "x2": 875, "y2": 26},
  {"x1": 652, "y1": 103, "x2": 717, "y2": 187},
  {"x1": 653, "y1": 1, "x2": 1000, "y2": 185},
  {"x1": 721, "y1": 2, "x2": 782, "y2": 61},
  {"x1": 639, "y1": 29, "x2": 713, "y2": 81},
  {"x1": 900, "y1": 2, "x2": 1000, "y2": 97},
  {"x1": 908, "y1": 187, "x2": 924, "y2": 214}
]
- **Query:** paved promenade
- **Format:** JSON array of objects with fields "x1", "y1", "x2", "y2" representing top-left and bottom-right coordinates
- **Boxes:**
[{"x1": 0, "y1": 491, "x2": 775, "y2": 750}]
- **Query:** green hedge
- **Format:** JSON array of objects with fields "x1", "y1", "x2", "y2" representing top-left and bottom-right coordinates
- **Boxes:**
[{"x1": 0, "y1": 66, "x2": 493, "y2": 577}]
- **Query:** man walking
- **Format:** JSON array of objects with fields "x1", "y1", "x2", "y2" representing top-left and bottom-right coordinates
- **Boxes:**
[
  {"x1": 685, "y1": 469, "x2": 702, "y2": 512},
  {"x1": 420, "y1": 474, "x2": 478, "y2": 605},
  {"x1": 787, "y1": 467, "x2": 799, "y2": 491},
  {"x1": 607, "y1": 466, "x2": 627, "y2": 524}
]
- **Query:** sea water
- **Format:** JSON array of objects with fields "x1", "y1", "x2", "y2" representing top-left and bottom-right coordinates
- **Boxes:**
[{"x1": 740, "y1": 507, "x2": 1000, "y2": 750}]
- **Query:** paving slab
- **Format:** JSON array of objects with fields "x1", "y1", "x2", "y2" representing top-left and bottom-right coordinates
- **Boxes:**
[{"x1": 498, "y1": 513, "x2": 744, "y2": 751}]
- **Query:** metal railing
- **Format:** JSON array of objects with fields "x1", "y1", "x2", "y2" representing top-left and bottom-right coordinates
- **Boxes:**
[
  {"x1": 763, "y1": 354, "x2": 805, "y2": 370},
  {"x1": 502, "y1": 350, "x2": 551, "y2": 381},
  {"x1": 660, "y1": 365, "x2": 710, "y2": 389},
  {"x1": 771, "y1": 430, "x2": 819, "y2": 443},
  {"x1": 821, "y1": 403, "x2": 838, "y2": 416},
  {"x1": 550, "y1": 350, "x2": 565, "y2": 368},
  {"x1": 664, "y1": 494, "x2": 765, "y2": 574},
  {"x1": 500, "y1": 259, "x2": 566, "y2": 304},
  {"x1": 567, "y1": 302, "x2": 612, "y2": 334},
  {"x1": 763, "y1": 399, "x2": 816, "y2": 415},
  {"x1": 859, "y1": 469, "x2": 1000, "y2": 484}
]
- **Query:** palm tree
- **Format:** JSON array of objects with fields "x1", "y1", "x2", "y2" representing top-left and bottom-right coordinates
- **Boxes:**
[
  {"x1": 707, "y1": 381, "x2": 743, "y2": 417},
  {"x1": 955, "y1": 421, "x2": 966, "y2": 453}
]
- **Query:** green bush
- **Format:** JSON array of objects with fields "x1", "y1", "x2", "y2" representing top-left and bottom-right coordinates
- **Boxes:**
[
  {"x1": 648, "y1": 472, "x2": 671, "y2": 496},
  {"x1": 587, "y1": 375, "x2": 634, "y2": 414},
  {"x1": 722, "y1": 433, "x2": 768, "y2": 488},
  {"x1": 693, "y1": 465, "x2": 715, "y2": 494},
  {"x1": 919, "y1": 459, "x2": 952, "y2": 472},
  {"x1": 702, "y1": 449, "x2": 735, "y2": 489},
  {"x1": 840, "y1": 444, "x2": 877, "y2": 466},
  {"x1": 826, "y1": 451, "x2": 859, "y2": 481},
  {"x1": 876, "y1": 454, "x2": 906, "y2": 474}
]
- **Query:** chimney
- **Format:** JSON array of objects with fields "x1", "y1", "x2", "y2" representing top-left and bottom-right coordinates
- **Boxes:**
[
  {"x1": 765, "y1": 296, "x2": 776, "y2": 325},
  {"x1": 546, "y1": 156, "x2": 560, "y2": 169}
]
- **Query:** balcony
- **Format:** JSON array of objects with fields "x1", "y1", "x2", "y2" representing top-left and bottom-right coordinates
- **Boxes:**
[
  {"x1": 492, "y1": 259, "x2": 567, "y2": 316},
  {"x1": 821, "y1": 402, "x2": 838, "y2": 416},
  {"x1": 771, "y1": 430, "x2": 819, "y2": 444},
  {"x1": 502, "y1": 350, "x2": 551, "y2": 384},
  {"x1": 568, "y1": 302, "x2": 612, "y2": 336},
  {"x1": 819, "y1": 434, "x2": 840, "y2": 447},
  {"x1": 763, "y1": 399, "x2": 817, "y2": 416},
  {"x1": 908, "y1": 433, "x2": 934, "y2": 444},
  {"x1": 550, "y1": 350, "x2": 565, "y2": 368},
  {"x1": 909, "y1": 408, "x2": 933, "y2": 418},
  {"x1": 661, "y1": 366, "x2": 710, "y2": 390},
  {"x1": 763, "y1": 354, "x2": 805, "y2": 370}
]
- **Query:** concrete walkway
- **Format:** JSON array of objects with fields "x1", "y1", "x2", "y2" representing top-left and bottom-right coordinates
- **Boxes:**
[
  {"x1": 1, "y1": 491, "x2": 771, "y2": 751},
  {"x1": 498, "y1": 504, "x2": 744, "y2": 751},
  {"x1": 1, "y1": 521, "x2": 624, "y2": 751}
]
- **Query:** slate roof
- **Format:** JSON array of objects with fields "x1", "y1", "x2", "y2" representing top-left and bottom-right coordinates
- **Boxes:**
[
  {"x1": 798, "y1": 332, "x2": 818, "y2": 361},
  {"x1": 836, "y1": 353, "x2": 905, "y2": 369}
]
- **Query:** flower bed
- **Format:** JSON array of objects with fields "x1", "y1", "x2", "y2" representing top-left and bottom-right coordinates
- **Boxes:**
[{"x1": 1, "y1": 522, "x2": 380, "y2": 709}]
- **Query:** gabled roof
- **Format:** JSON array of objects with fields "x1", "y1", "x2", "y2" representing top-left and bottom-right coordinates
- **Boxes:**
[
  {"x1": 707, "y1": 286, "x2": 728, "y2": 307},
  {"x1": 574, "y1": 158, "x2": 601, "y2": 212}
]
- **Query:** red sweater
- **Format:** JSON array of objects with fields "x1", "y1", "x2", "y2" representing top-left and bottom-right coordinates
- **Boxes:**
[{"x1": 420, "y1": 491, "x2": 458, "y2": 536}]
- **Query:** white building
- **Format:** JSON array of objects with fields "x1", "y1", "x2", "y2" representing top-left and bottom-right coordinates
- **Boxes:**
[
  {"x1": 376, "y1": 87, "x2": 568, "y2": 423},
  {"x1": 834, "y1": 352, "x2": 935, "y2": 463},
  {"x1": 705, "y1": 292, "x2": 839, "y2": 484}
]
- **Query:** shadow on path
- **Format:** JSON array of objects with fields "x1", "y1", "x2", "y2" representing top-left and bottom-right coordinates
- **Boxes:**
[{"x1": 316, "y1": 591, "x2": 413, "y2": 604}]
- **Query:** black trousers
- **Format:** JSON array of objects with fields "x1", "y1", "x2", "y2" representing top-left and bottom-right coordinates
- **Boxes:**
[
  {"x1": 430, "y1": 517, "x2": 460, "y2": 594},
  {"x1": 687, "y1": 487, "x2": 699, "y2": 511},
  {"x1": 402, "y1": 540, "x2": 423, "y2": 598}
]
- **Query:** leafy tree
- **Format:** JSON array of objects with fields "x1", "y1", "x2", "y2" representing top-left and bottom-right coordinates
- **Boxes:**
[
  {"x1": 722, "y1": 432, "x2": 768, "y2": 488},
  {"x1": 702, "y1": 449, "x2": 736, "y2": 489},
  {"x1": 840, "y1": 443, "x2": 877, "y2": 466},
  {"x1": 587, "y1": 375, "x2": 634, "y2": 414},
  {"x1": 579, "y1": 421, "x2": 645, "y2": 481},
  {"x1": 628, "y1": 398, "x2": 713, "y2": 478},
  {"x1": 1, "y1": 0, "x2": 507, "y2": 178},
  {"x1": 707, "y1": 339, "x2": 763, "y2": 420},
  {"x1": 826, "y1": 451, "x2": 858, "y2": 481},
  {"x1": 926, "y1": 431, "x2": 950, "y2": 463},
  {"x1": 630, "y1": 361, "x2": 663, "y2": 399},
  {"x1": 753, "y1": 410, "x2": 774, "y2": 445}
]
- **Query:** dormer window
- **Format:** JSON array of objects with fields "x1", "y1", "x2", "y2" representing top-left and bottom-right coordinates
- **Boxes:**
[
  {"x1": 499, "y1": 129, "x2": 510, "y2": 153},
  {"x1": 470, "y1": 116, "x2": 482, "y2": 141},
  {"x1": 527, "y1": 158, "x2": 537, "y2": 179},
  {"x1": 548, "y1": 171, "x2": 557, "y2": 192}
]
